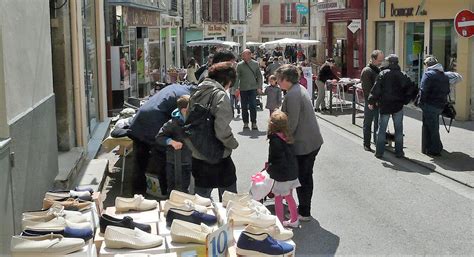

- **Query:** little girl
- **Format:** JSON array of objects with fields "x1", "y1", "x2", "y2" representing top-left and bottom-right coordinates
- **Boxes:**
[
  {"x1": 264, "y1": 75, "x2": 282, "y2": 116},
  {"x1": 266, "y1": 110, "x2": 300, "y2": 228}
]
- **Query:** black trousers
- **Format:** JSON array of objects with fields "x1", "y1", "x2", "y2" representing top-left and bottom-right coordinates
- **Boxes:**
[
  {"x1": 132, "y1": 140, "x2": 167, "y2": 195},
  {"x1": 295, "y1": 147, "x2": 321, "y2": 217}
]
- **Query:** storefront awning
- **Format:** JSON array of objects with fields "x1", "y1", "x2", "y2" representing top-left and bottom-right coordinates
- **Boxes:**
[
  {"x1": 187, "y1": 39, "x2": 240, "y2": 48},
  {"x1": 259, "y1": 38, "x2": 320, "y2": 49},
  {"x1": 108, "y1": 0, "x2": 165, "y2": 12}
]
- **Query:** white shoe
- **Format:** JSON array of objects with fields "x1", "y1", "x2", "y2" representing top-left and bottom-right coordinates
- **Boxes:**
[
  {"x1": 22, "y1": 216, "x2": 91, "y2": 231},
  {"x1": 44, "y1": 191, "x2": 70, "y2": 201},
  {"x1": 163, "y1": 200, "x2": 208, "y2": 216},
  {"x1": 115, "y1": 194, "x2": 158, "y2": 212},
  {"x1": 23, "y1": 203, "x2": 89, "y2": 225},
  {"x1": 169, "y1": 190, "x2": 212, "y2": 207},
  {"x1": 226, "y1": 199, "x2": 271, "y2": 215},
  {"x1": 282, "y1": 219, "x2": 300, "y2": 228},
  {"x1": 170, "y1": 220, "x2": 215, "y2": 244},
  {"x1": 221, "y1": 191, "x2": 251, "y2": 207},
  {"x1": 227, "y1": 208, "x2": 276, "y2": 228},
  {"x1": 104, "y1": 226, "x2": 163, "y2": 249},
  {"x1": 70, "y1": 190, "x2": 91, "y2": 198},
  {"x1": 11, "y1": 234, "x2": 85, "y2": 255},
  {"x1": 244, "y1": 224, "x2": 293, "y2": 241}
]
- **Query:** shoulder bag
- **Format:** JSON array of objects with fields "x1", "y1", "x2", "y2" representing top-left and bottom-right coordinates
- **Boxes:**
[{"x1": 441, "y1": 94, "x2": 456, "y2": 133}]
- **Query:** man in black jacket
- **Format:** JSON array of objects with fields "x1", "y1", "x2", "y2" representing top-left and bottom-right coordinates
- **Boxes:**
[
  {"x1": 360, "y1": 50, "x2": 384, "y2": 151},
  {"x1": 368, "y1": 54, "x2": 414, "y2": 158}
]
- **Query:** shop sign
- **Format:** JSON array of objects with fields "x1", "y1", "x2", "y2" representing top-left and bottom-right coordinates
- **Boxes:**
[
  {"x1": 390, "y1": 1, "x2": 427, "y2": 17},
  {"x1": 296, "y1": 4, "x2": 309, "y2": 15},
  {"x1": 347, "y1": 19, "x2": 361, "y2": 33},
  {"x1": 206, "y1": 222, "x2": 233, "y2": 257},
  {"x1": 205, "y1": 24, "x2": 227, "y2": 37},
  {"x1": 317, "y1": 0, "x2": 345, "y2": 12},
  {"x1": 454, "y1": 10, "x2": 474, "y2": 38},
  {"x1": 125, "y1": 7, "x2": 158, "y2": 27},
  {"x1": 261, "y1": 30, "x2": 299, "y2": 37}
]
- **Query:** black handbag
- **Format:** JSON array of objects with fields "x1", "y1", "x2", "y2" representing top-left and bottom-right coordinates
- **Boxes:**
[
  {"x1": 441, "y1": 95, "x2": 456, "y2": 133},
  {"x1": 184, "y1": 90, "x2": 224, "y2": 164}
]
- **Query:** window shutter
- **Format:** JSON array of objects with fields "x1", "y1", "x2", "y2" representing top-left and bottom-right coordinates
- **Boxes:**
[
  {"x1": 196, "y1": 0, "x2": 201, "y2": 23},
  {"x1": 238, "y1": 0, "x2": 245, "y2": 21},
  {"x1": 291, "y1": 3, "x2": 296, "y2": 24},
  {"x1": 232, "y1": 0, "x2": 238, "y2": 21},
  {"x1": 280, "y1": 4, "x2": 285, "y2": 24},
  {"x1": 262, "y1": 5, "x2": 269, "y2": 24},
  {"x1": 211, "y1": 0, "x2": 220, "y2": 22},
  {"x1": 224, "y1": 0, "x2": 229, "y2": 22},
  {"x1": 202, "y1": 0, "x2": 209, "y2": 22}
]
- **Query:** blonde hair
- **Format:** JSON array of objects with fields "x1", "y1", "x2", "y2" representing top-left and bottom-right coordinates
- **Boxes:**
[
  {"x1": 267, "y1": 110, "x2": 293, "y2": 143},
  {"x1": 177, "y1": 95, "x2": 190, "y2": 110}
]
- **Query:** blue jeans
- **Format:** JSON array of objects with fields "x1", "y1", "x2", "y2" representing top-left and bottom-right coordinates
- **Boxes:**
[
  {"x1": 363, "y1": 102, "x2": 379, "y2": 146},
  {"x1": 194, "y1": 183, "x2": 237, "y2": 202},
  {"x1": 240, "y1": 89, "x2": 257, "y2": 124},
  {"x1": 376, "y1": 109, "x2": 404, "y2": 157},
  {"x1": 421, "y1": 103, "x2": 443, "y2": 154}
]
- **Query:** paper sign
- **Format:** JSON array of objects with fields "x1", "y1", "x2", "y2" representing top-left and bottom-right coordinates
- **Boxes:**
[{"x1": 207, "y1": 222, "x2": 234, "y2": 257}]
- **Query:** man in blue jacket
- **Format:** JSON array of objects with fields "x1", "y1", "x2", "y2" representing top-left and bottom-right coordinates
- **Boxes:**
[{"x1": 129, "y1": 84, "x2": 193, "y2": 194}]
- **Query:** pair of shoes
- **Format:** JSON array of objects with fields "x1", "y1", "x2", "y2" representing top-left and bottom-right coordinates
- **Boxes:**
[
  {"x1": 222, "y1": 191, "x2": 251, "y2": 207},
  {"x1": 243, "y1": 123, "x2": 250, "y2": 129},
  {"x1": 170, "y1": 219, "x2": 215, "y2": 244},
  {"x1": 45, "y1": 190, "x2": 92, "y2": 201},
  {"x1": 227, "y1": 208, "x2": 275, "y2": 228},
  {"x1": 298, "y1": 215, "x2": 312, "y2": 222},
  {"x1": 374, "y1": 154, "x2": 383, "y2": 159},
  {"x1": 282, "y1": 219, "x2": 300, "y2": 228},
  {"x1": 315, "y1": 108, "x2": 321, "y2": 112},
  {"x1": 23, "y1": 203, "x2": 89, "y2": 225},
  {"x1": 364, "y1": 145, "x2": 373, "y2": 151},
  {"x1": 22, "y1": 216, "x2": 91, "y2": 232},
  {"x1": 245, "y1": 224, "x2": 293, "y2": 241},
  {"x1": 251, "y1": 123, "x2": 258, "y2": 130},
  {"x1": 166, "y1": 208, "x2": 217, "y2": 227},
  {"x1": 115, "y1": 194, "x2": 158, "y2": 212},
  {"x1": 163, "y1": 199, "x2": 208, "y2": 216},
  {"x1": 42, "y1": 198, "x2": 92, "y2": 212},
  {"x1": 226, "y1": 198, "x2": 271, "y2": 215},
  {"x1": 236, "y1": 231, "x2": 294, "y2": 256},
  {"x1": 99, "y1": 214, "x2": 151, "y2": 234},
  {"x1": 169, "y1": 190, "x2": 212, "y2": 207},
  {"x1": 104, "y1": 226, "x2": 163, "y2": 249},
  {"x1": 11, "y1": 234, "x2": 85, "y2": 255}
]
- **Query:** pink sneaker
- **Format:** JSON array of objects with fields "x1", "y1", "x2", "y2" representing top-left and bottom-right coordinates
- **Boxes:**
[{"x1": 282, "y1": 219, "x2": 299, "y2": 228}]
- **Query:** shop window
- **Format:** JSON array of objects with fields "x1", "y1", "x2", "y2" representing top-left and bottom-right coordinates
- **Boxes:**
[
  {"x1": 430, "y1": 20, "x2": 457, "y2": 72},
  {"x1": 404, "y1": 22, "x2": 424, "y2": 86},
  {"x1": 375, "y1": 21, "x2": 395, "y2": 56}
]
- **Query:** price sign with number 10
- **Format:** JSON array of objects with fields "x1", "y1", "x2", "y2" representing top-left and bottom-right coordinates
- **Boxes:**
[{"x1": 206, "y1": 221, "x2": 234, "y2": 257}]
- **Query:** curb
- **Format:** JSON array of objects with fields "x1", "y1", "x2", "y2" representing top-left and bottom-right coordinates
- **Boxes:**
[{"x1": 315, "y1": 113, "x2": 474, "y2": 188}]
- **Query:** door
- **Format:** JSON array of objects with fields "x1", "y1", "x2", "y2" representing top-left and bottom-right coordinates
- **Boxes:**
[
  {"x1": 82, "y1": 0, "x2": 99, "y2": 135},
  {"x1": 404, "y1": 22, "x2": 425, "y2": 86}
]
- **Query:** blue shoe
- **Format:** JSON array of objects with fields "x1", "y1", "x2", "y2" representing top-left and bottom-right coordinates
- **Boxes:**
[
  {"x1": 166, "y1": 208, "x2": 217, "y2": 227},
  {"x1": 237, "y1": 231, "x2": 294, "y2": 256},
  {"x1": 22, "y1": 226, "x2": 93, "y2": 241}
]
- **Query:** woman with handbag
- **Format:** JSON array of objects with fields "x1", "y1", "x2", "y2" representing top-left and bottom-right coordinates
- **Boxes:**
[
  {"x1": 419, "y1": 56, "x2": 451, "y2": 156},
  {"x1": 187, "y1": 61, "x2": 239, "y2": 201}
]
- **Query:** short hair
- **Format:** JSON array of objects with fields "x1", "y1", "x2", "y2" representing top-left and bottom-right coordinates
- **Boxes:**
[
  {"x1": 177, "y1": 95, "x2": 190, "y2": 109},
  {"x1": 211, "y1": 50, "x2": 236, "y2": 64},
  {"x1": 424, "y1": 55, "x2": 439, "y2": 67},
  {"x1": 208, "y1": 61, "x2": 237, "y2": 87},
  {"x1": 274, "y1": 64, "x2": 300, "y2": 84},
  {"x1": 371, "y1": 50, "x2": 383, "y2": 60},
  {"x1": 269, "y1": 75, "x2": 277, "y2": 81}
]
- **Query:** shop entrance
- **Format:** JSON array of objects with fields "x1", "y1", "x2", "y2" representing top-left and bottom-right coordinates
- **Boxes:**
[
  {"x1": 404, "y1": 22, "x2": 425, "y2": 86},
  {"x1": 333, "y1": 39, "x2": 347, "y2": 77}
]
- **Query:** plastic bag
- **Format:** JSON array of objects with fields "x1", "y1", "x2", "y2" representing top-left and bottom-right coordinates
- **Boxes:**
[{"x1": 250, "y1": 167, "x2": 274, "y2": 201}]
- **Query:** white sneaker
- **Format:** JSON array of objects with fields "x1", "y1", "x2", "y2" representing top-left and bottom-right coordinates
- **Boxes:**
[
  {"x1": 221, "y1": 191, "x2": 251, "y2": 207},
  {"x1": 227, "y1": 208, "x2": 276, "y2": 228},
  {"x1": 163, "y1": 200, "x2": 208, "y2": 216},
  {"x1": 282, "y1": 219, "x2": 300, "y2": 228},
  {"x1": 226, "y1": 199, "x2": 271, "y2": 215},
  {"x1": 11, "y1": 234, "x2": 85, "y2": 255},
  {"x1": 115, "y1": 194, "x2": 158, "y2": 212},
  {"x1": 22, "y1": 203, "x2": 89, "y2": 224},
  {"x1": 22, "y1": 216, "x2": 91, "y2": 231},
  {"x1": 244, "y1": 224, "x2": 293, "y2": 241},
  {"x1": 104, "y1": 226, "x2": 163, "y2": 249},
  {"x1": 170, "y1": 220, "x2": 215, "y2": 244},
  {"x1": 169, "y1": 190, "x2": 212, "y2": 207}
]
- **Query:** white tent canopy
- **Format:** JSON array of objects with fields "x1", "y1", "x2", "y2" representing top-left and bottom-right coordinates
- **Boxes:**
[
  {"x1": 187, "y1": 39, "x2": 240, "y2": 48},
  {"x1": 259, "y1": 38, "x2": 320, "y2": 49},
  {"x1": 245, "y1": 42, "x2": 263, "y2": 47}
]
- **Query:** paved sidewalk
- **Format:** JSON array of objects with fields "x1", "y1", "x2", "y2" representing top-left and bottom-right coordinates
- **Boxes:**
[{"x1": 316, "y1": 105, "x2": 474, "y2": 188}]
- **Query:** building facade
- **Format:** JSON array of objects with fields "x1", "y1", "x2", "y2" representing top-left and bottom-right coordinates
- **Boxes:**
[
  {"x1": 367, "y1": 0, "x2": 474, "y2": 120},
  {"x1": 259, "y1": 0, "x2": 309, "y2": 42},
  {"x1": 0, "y1": 0, "x2": 109, "y2": 252}
]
